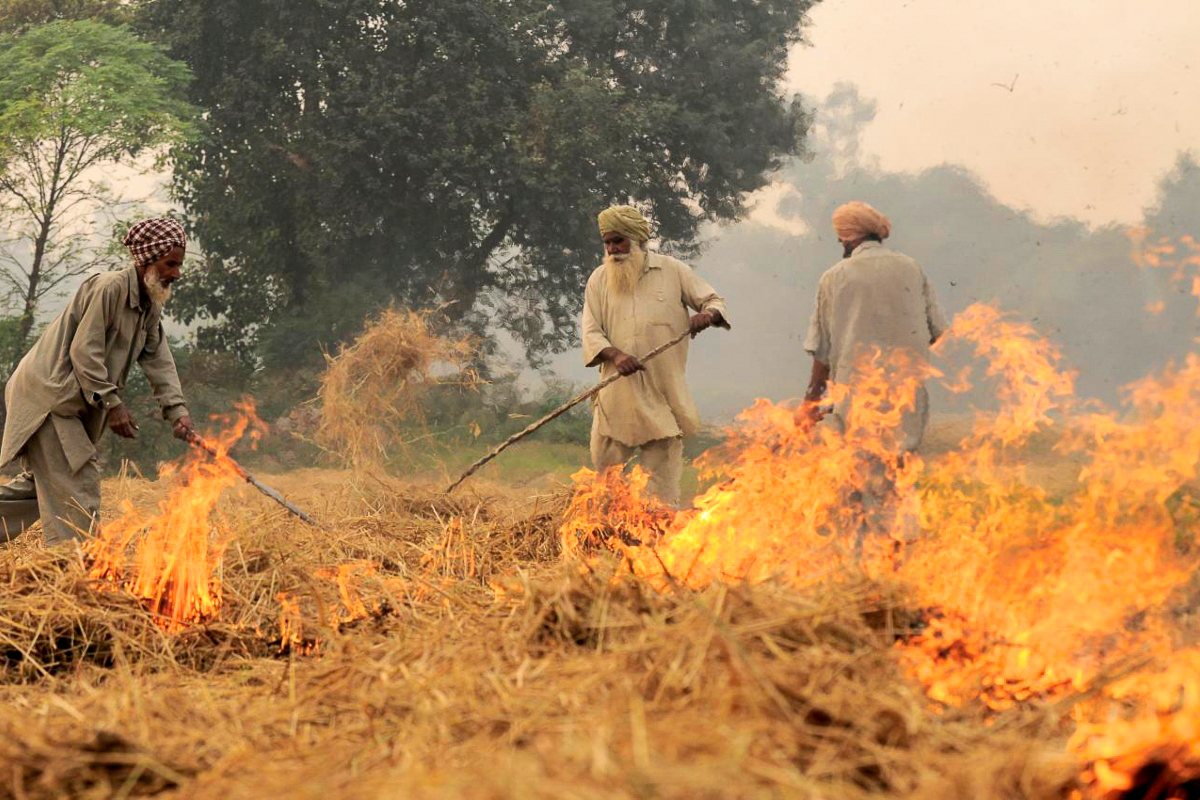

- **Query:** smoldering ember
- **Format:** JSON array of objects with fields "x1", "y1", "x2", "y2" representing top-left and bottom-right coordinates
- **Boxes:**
[{"x1": 0, "y1": 3, "x2": 1197, "y2": 799}]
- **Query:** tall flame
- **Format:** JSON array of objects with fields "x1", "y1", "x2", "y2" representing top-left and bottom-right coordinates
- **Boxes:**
[
  {"x1": 561, "y1": 298, "x2": 1200, "y2": 789},
  {"x1": 88, "y1": 402, "x2": 265, "y2": 630}
]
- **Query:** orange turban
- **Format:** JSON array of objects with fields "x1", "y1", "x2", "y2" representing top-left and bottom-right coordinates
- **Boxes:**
[
  {"x1": 832, "y1": 202, "x2": 891, "y2": 242},
  {"x1": 597, "y1": 205, "x2": 651, "y2": 243}
]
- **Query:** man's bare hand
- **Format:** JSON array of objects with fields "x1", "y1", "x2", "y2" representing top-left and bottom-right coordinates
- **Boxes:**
[
  {"x1": 688, "y1": 310, "x2": 716, "y2": 335},
  {"x1": 107, "y1": 405, "x2": 138, "y2": 439},
  {"x1": 793, "y1": 401, "x2": 826, "y2": 431},
  {"x1": 612, "y1": 350, "x2": 644, "y2": 375},
  {"x1": 172, "y1": 415, "x2": 196, "y2": 443},
  {"x1": 600, "y1": 347, "x2": 644, "y2": 376}
]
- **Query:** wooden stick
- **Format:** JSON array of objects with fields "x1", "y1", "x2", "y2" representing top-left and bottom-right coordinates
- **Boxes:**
[
  {"x1": 445, "y1": 328, "x2": 693, "y2": 494},
  {"x1": 187, "y1": 434, "x2": 327, "y2": 529}
]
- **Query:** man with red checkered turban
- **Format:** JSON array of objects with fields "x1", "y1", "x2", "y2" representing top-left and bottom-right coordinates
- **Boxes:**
[{"x1": 0, "y1": 218, "x2": 195, "y2": 547}]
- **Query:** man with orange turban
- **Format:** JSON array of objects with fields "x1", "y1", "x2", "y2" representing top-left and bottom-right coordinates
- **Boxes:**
[
  {"x1": 581, "y1": 204, "x2": 730, "y2": 507},
  {"x1": 802, "y1": 201, "x2": 946, "y2": 445},
  {"x1": 0, "y1": 218, "x2": 195, "y2": 547},
  {"x1": 802, "y1": 202, "x2": 947, "y2": 553}
]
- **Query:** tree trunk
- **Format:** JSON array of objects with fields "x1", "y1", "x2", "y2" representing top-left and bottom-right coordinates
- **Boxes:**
[
  {"x1": 8, "y1": 135, "x2": 68, "y2": 375},
  {"x1": 442, "y1": 205, "x2": 516, "y2": 321}
]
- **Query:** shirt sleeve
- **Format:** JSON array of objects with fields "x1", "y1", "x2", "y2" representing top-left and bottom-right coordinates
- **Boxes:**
[
  {"x1": 68, "y1": 278, "x2": 124, "y2": 410},
  {"x1": 802, "y1": 277, "x2": 829, "y2": 362},
  {"x1": 137, "y1": 317, "x2": 189, "y2": 422},
  {"x1": 581, "y1": 272, "x2": 613, "y2": 367},
  {"x1": 924, "y1": 273, "x2": 949, "y2": 342},
  {"x1": 677, "y1": 260, "x2": 731, "y2": 328}
]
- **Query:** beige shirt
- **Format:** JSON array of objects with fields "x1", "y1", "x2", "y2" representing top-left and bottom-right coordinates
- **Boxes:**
[
  {"x1": 582, "y1": 252, "x2": 729, "y2": 447},
  {"x1": 1, "y1": 265, "x2": 189, "y2": 472},
  {"x1": 804, "y1": 241, "x2": 947, "y2": 450}
]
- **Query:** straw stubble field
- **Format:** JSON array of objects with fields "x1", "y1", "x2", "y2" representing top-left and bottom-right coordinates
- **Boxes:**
[{"x1": 0, "y1": 468, "x2": 1081, "y2": 800}]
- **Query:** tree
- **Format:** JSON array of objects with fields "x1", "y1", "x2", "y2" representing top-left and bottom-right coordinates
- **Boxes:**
[
  {"x1": 0, "y1": 19, "x2": 194, "y2": 371},
  {"x1": 140, "y1": 0, "x2": 818, "y2": 370},
  {"x1": 0, "y1": 0, "x2": 136, "y2": 32}
]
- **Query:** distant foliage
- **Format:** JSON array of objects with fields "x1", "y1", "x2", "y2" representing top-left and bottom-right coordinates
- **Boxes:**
[
  {"x1": 0, "y1": 19, "x2": 194, "y2": 371},
  {"x1": 138, "y1": 0, "x2": 818, "y2": 370},
  {"x1": 0, "y1": 0, "x2": 134, "y2": 32}
]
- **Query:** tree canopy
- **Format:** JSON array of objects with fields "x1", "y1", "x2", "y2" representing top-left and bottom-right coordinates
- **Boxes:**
[
  {"x1": 140, "y1": 0, "x2": 818, "y2": 368},
  {"x1": 0, "y1": 18, "x2": 194, "y2": 369},
  {"x1": 0, "y1": 0, "x2": 134, "y2": 33}
]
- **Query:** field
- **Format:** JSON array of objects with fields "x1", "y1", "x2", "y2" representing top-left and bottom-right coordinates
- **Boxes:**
[
  {"x1": 1, "y1": 403, "x2": 1193, "y2": 800},
  {"x1": 0, "y1": 438, "x2": 1033, "y2": 799},
  {"x1": 0, "y1": 278, "x2": 1196, "y2": 800}
]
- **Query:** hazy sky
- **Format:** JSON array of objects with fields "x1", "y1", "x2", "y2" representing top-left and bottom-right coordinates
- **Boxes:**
[
  {"x1": 13, "y1": 3, "x2": 1200, "y2": 427},
  {"x1": 545, "y1": 1, "x2": 1200, "y2": 417},
  {"x1": 782, "y1": 0, "x2": 1200, "y2": 228}
]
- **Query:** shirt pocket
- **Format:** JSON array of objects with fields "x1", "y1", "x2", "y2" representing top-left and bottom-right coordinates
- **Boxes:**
[{"x1": 644, "y1": 270, "x2": 678, "y2": 327}]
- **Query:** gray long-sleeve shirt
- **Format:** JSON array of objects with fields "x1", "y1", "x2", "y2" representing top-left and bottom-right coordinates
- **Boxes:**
[{"x1": 1, "y1": 264, "x2": 188, "y2": 472}]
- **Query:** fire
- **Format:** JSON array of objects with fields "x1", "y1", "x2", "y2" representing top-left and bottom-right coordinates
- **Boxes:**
[
  {"x1": 274, "y1": 561, "x2": 401, "y2": 653},
  {"x1": 560, "y1": 297, "x2": 1200, "y2": 792},
  {"x1": 1127, "y1": 227, "x2": 1200, "y2": 315},
  {"x1": 1070, "y1": 652, "x2": 1200, "y2": 797},
  {"x1": 87, "y1": 401, "x2": 265, "y2": 630}
]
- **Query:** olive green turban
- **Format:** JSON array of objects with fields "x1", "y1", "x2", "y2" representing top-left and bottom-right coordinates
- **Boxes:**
[
  {"x1": 832, "y1": 201, "x2": 891, "y2": 241},
  {"x1": 597, "y1": 205, "x2": 651, "y2": 243}
]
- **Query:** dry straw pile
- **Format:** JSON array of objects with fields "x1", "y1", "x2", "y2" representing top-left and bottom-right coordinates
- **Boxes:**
[
  {"x1": 314, "y1": 309, "x2": 477, "y2": 468},
  {"x1": 0, "y1": 469, "x2": 1101, "y2": 800}
]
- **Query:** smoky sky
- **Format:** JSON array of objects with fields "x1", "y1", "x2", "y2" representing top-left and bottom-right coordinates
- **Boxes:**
[{"x1": 546, "y1": 85, "x2": 1200, "y2": 422}]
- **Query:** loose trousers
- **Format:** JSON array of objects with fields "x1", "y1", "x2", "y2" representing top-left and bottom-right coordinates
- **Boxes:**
[
  {"x1": 590, "y1": 427, "x2": 684, "y2": 509},
  {"x1": 0, "y1": 416, "x2": 100, "y2": 545}
]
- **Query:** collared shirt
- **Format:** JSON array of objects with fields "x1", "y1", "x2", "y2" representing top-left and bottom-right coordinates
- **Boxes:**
[
  {"x1": 581, "y1": 252, "x2": 730, "y2": 447},
  {"x1": 1, "y1": 265, "x2": 189, "y2": 472},
  {"x1": 804, "y1": 241, "x2": 947, "y2": 450}
]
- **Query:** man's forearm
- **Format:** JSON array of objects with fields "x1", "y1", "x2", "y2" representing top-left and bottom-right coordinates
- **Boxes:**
[{"x1": 804, "y1": 359, "x2": 830, "y2": 403}]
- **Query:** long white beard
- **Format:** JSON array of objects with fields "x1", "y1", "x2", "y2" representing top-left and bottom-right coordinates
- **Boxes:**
[
  {"x1": 144, "y1": 263, "x2": 172, "y2": 306},
  {"x1": 604, "y1": 246, "x2": 646, "y2": 295}
]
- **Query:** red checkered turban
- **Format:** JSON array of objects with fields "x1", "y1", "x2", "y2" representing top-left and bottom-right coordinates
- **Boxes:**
[{"x1": 122, "y1": 218, "x2": 186, "y2": 268}]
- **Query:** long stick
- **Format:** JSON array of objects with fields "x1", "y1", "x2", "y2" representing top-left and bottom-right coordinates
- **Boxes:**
[
  {"x1": 187, "y1": 434, "x2": 327, "y2": 529},
  {"x1": 445, "y1": 328, "x2": 693, "y2": 494}
]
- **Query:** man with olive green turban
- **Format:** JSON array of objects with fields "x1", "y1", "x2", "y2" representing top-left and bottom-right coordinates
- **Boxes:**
[{"x1": 581, "y1": 204, "x2": 730, "y2": 507}]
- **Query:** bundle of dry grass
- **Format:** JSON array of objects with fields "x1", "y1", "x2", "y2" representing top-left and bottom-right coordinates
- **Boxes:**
[{"x1": 315, "y1": 309, "x2": 478, "y2": 468}]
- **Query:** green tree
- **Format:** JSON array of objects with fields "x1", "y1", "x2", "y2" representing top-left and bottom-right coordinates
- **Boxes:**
[
  {"x1": 0, "y1": 19, "x2": 194, "y2": 371},
  {"x1": 141, "y1": 0, "x2": 817, "y2": 369},
  {"x1": 0, "y1": 0, "x2": 135, "y2": 32}
]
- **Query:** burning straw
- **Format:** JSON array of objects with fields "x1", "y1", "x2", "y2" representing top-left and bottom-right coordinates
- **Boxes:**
[
  {"x1": 0, "y1": 481, "x2": 1083, "y2": 799},
  {"x1": 315, "y1": 308, "x2": 478, "y2": 468},
  {"x1": 86, "y1": 402, "x2": 267, "y2": 631},
  {"x1": 560, "y1": 299, "x2": 1200, "y2": 797},
  {"x1": 3, "y1": 292, "x2": 1197, "y2": 797}
]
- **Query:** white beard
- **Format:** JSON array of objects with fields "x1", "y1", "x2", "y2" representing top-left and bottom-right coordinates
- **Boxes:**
[
  {"x1": 144, "y1": 263, "x2": 172, "y2": 306},
  {"x1": 604, "y1": 246, "x2": 646, "y2": 295}
]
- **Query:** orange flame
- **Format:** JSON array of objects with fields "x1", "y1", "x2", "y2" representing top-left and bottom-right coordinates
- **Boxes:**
[
  {"x1": 1128, "y1": 227, "x2": 1200, "y2": 316},
  {"x1": 561, "y1": 298, "x2": 1200, "y2": 788},
  {"x1": 88, "y1": 401, "x2": 265, "y2": 630}
]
